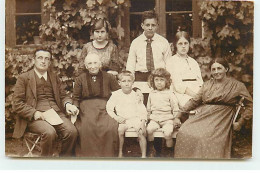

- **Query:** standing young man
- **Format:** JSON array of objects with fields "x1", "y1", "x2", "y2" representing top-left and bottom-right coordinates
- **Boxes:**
[
  {"x1": 126, "y1": 10, "x2": 172, "y2": 88},
  {"x1": 12, "y1": 48, "x2": 78, "y2": 157}
]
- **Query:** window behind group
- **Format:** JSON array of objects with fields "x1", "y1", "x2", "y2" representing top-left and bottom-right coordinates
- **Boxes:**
[
  {"x1": 6, "y1": 0, "x2": 201, "y2": 47},
  {"x1": 16, "y1": 0, "x2": 42, "y2": 45},
  {"x1": 6, "y1": 0, "x2": 48, "y2": 47},
  {"x1": 129, "y1": 0, "x2": 156, "y2": 42},
  {"x1": 165, "y1": 0, "x2": 193, "y2": 43},
  {"x1": 129, "y1": 0, "x2": 201, "y2": 43}
]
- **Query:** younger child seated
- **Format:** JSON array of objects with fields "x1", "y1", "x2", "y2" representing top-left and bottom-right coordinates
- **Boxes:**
[
  {"x1": 146, "y1": 68, "x2": 179, "y2": 157},
  {"x1": 106, "y1": 71, "x2": 147, "y2": 158}
]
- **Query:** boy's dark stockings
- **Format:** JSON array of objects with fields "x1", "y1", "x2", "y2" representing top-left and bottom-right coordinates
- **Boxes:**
[{"x1": 154, "y1": 138, "x2": 162, "y2": 157}]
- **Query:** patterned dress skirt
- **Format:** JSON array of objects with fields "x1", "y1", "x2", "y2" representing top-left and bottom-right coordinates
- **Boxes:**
[{"x1": 174, "y1": 105, "x2": 234, "y2": 159}]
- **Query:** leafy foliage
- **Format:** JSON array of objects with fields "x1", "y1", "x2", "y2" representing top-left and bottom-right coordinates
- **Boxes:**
[
  {"x1": 39, "y1": 0, "x2": 130, "y2": 77},
  {"x1": 199, "y1": 1, "x2": 253, "y2": 94},
  {"x1": 5, "y1": 46, "x2": 36, "y2": 133},
  {"x1": 5, "y1": 0, "x2": 254, "y2": 133},
  {"x1": 5, "y1": 0, "x2": 131, "y2": 133},
  {"x1": 16, "y1": 16, "x2": 41, "y2": 45},
  {"x1": 189, "y1": 37, "x2": 212, "y2": 81}
]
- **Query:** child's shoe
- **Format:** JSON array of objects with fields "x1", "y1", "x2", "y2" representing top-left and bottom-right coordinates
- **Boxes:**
[
  {"x1": 164, "y1": 146, "x2": 174, "y2": 158},
  {"x1": 147, "y1": 141, "x2": 156, "y2": 157}
]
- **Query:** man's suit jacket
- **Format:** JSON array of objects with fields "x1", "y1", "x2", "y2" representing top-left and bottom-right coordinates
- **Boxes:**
[{"x1": 12, "y1": 69, "x2": 72, "y2": 138}]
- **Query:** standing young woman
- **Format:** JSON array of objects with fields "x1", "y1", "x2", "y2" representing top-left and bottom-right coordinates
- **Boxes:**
[
  {"x1": 79, "y1": 19, "x2": 120, "y2": 75},
  {"x1": 166, "y1": 31, "x2": 203, "y2": 108}
]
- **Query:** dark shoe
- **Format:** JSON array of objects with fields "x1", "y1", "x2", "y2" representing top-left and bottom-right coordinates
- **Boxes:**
[
  {"x1": 147, "y1": 141, "x2": 156, "y2": 158},
  {"x1": 154, "y1": 138, "x2": 162, "y2": 157},
  {"x1": 149, "y1": 148, "x2": 156, "y2": 157},
  {"x1": 164, "y1": 147, "x2": 174, "y2": 158},
  {"x1": 155, "y1": 151, "x2": 161, "y2": 157}
]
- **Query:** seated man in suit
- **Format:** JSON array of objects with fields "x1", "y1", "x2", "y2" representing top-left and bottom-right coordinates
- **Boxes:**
[{"x1": 12, "y1": 47, "x2": 78, "y2": 157}]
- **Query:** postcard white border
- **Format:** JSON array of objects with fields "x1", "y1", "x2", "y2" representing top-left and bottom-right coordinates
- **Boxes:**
[{"x1": 1, "y1": 0, "x2": 260, "y2": 170}]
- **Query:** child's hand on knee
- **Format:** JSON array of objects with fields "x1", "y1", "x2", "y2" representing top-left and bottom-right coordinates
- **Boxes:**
[
  {"x1": 115, "y1": 116, "x2": 126, "y2": 124},
  {"x1": 173, "y1": 117, "x2": 181, "y2": 129},
  {"x1": 138, "y1": 127, "x2": 146, "y2": 136},
  {"x1": 138, "y1": 120, "x2": 147, "y2": 136}
]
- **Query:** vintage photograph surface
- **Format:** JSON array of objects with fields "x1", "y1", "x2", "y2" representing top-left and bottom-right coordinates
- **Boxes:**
[{"x1": 5, "y1": 0, "x2": 253, "y2": 159}]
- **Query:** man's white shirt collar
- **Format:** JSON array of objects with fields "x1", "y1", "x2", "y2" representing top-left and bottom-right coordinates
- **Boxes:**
[
  {"x1": 141, "y1": 32, "x2": 158, "y2": 41},
  {"x1": 34, "y1": 68, "x2": 48, "y2": 81}
]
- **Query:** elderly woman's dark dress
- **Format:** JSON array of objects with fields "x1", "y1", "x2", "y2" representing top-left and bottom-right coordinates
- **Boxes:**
[
  {"x1": 73, "y1": 70, "x2": 120, "y2": 157},
  {"x1": 174, "y1": 77, "x2": 252, "y2": 159}
]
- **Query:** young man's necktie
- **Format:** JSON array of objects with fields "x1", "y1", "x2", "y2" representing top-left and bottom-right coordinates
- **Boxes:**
[{"x1": 146, "y1": 39, "x2": 154, "y2": 72}]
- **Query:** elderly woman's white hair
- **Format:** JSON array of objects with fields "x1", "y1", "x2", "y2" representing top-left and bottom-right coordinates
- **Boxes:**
[
  {"x1": 84, "y1": 52, "x2": 102, "y2": 65},
  {"x1": 84, "y1": 53, "x2": 103, "y2": 75}
]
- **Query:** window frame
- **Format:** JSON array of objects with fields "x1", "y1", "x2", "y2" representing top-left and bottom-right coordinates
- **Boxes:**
[
  {"x1": 6, "y1": 0, "x2": 48, "y2": 47},
  {"x1": 6, "y1": 0, "x2": 201, "y2": 47},
  {"x1": 122, "y1": 0, "x2": 202, "y2": 47}
]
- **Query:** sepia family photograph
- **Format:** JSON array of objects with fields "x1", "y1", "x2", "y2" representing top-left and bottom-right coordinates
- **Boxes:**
[{"x1": 5, "y1": 0, "x2": 253, "y2": 160}]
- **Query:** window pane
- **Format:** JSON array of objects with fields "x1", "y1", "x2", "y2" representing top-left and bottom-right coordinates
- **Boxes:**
[
  {"x1": 130, "y1": 15, "x2": 143, "y2": 42},
  {"x1": 16, "y1": 0, "x2": 41, "y2": 13},
  {"x1": 130, "y1": 0, "x2": 155, "y2": 12},
  {"x1": 166, "y1": 0, "x2": 192, "y2": 12},
  {"x1": 166, "y1": 13, "x2": 192, "y2": 43},
  {"x1": 16, "y1": 15, "x2": 41, "y2": 45}
]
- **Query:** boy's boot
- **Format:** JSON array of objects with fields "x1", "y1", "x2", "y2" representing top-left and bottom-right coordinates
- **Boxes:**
[
  {"x1": 154, "y1": 138, "x2": 162, "y2": 157},
  {"x1": 165, "y1": 146, "x2": 174, "y2": 158},
  {"x1": 147, "y1": 141, "x2": 156, "y2": 157}
]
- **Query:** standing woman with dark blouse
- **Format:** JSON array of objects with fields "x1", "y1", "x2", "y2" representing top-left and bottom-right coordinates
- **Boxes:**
[
  {"x1": 73, "y1": 53, "x2": 120, "y2": 157},
  {"x1": 79, "y1": 19, "x2": 120, "y2": 75}
]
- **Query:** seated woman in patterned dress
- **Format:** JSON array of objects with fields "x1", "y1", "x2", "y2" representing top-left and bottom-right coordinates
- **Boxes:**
[{"x1": 173, "y1": 58, "x2": 253, "y2": 159}]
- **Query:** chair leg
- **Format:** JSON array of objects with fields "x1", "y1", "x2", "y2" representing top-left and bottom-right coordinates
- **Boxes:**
[
  {"x1": 25, "y1": 137, "x2": 41, "y2": 151},
  {"x1": 24, "y1": 139, "x2": 33, "y2": 157},
  {"x1": 24, "y1": 136, "x2": 41, "y2": 157}
]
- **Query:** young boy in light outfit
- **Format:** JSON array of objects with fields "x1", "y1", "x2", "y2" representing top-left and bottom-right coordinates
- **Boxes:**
[{"x1": 106, "y1": 71, "x2": 147, "y2": 158}]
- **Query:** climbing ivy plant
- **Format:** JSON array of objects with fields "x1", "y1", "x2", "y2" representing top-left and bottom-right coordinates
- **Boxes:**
[
  {"x1": 199, "y1": 0, "x2": 253, "y2": 94},
  {"x1": 5, "y1": 0, "x2": 254, "y2": 133},
  {"x1": 40, "y1": 0, "x2": 129, "y2": 78}
]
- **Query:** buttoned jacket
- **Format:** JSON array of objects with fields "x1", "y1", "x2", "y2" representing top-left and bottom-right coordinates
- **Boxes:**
[{"x1": 12, "y1": 69, "x2": 72, "y2": 138}]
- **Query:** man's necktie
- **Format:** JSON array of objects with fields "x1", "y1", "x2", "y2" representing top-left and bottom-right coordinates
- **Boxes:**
[{"x1": 146, "y1": 39, "x2": 154, "y2": 72}]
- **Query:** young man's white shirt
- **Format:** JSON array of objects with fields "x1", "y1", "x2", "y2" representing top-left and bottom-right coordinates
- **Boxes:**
[{"x1": 126, "y1": 33, "x2": 172, "y2": 74}]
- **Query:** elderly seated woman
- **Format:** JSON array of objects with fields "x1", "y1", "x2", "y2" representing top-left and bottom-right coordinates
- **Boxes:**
[
  {"x1": 173, "y1": 57, "x2": 253, "y2": 159},
  {"x1": 73, "y1": 53, "x2": 120, "y2": 157}
]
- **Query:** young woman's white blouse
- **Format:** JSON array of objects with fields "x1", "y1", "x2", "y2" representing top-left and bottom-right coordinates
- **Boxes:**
[{"x1": 166, "y1": 54, "x2": 203, "y2": 106}]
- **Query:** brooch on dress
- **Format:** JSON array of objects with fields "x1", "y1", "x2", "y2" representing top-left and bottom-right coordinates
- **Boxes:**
[{"x1": 92, "y1": 76, "x2": 97, "y2": 82}]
